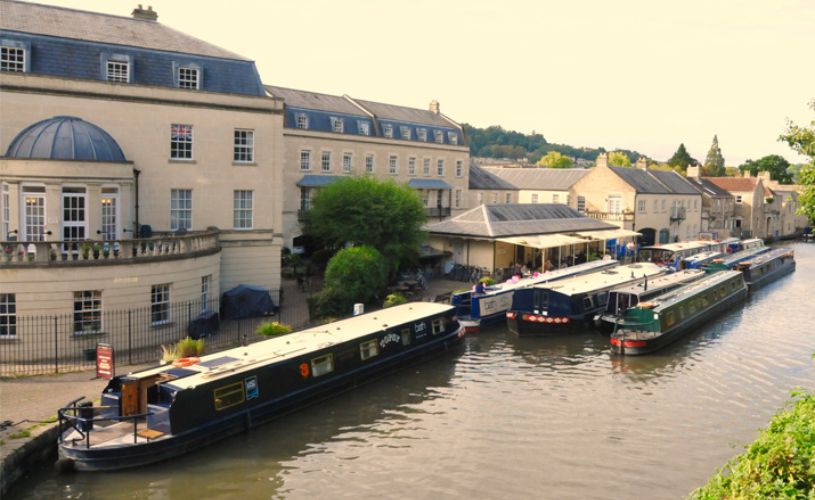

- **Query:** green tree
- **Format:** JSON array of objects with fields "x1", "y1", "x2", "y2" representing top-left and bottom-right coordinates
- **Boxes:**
[
  {"x1": 703, "y1": 135, "x2": 726, "y2": 176},
  {"x1": 608, "y1": 151, "x2": 632, "y2": 167},
  {"x1": 536, "y1": 151, "x2": 573, "y2": 168},
  {"x1": 667, "y1": 143, "x2": 697, "y2": 172},
  {"x1": 738, "y1": 155, "x2": 793, "y2": 184},
  {"x1": 316, "y1": 246, "x2": 389, "y2": 317},
  {"x1": 779, "y1": 100, "x2": 815, "y2": 222},
  {"x1": 304, "y1": 176, "x2": 427, "y2": 273}
]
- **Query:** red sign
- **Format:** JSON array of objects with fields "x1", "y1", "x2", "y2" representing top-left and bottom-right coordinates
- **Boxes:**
[{"x1": 96, "y1": 343, "x2": 114, "y2": 380}]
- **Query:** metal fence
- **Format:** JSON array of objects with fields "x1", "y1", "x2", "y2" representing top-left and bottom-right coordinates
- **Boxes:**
[{"x1": 0, "y1": 293, "x2": 312, "y2": 377}]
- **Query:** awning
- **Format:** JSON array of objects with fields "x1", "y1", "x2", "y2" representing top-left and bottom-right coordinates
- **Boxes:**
[
  {"x1": 496, "y1": 234, "x2": 589, "y2": 249},
  {"x1": 296, "y1": 175, "x2": 344, "y2": 188},
  {"x1": 408, "y1": 179, "x2": 452, "y2": 190},
  {"x1": 576, "y1": 229, "x2": 641, "y2": 240}
]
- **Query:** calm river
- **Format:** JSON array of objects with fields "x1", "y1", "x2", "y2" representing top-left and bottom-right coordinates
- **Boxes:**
[{"x1": 10, "y1": 243, "x2": 815, "y2": 499}]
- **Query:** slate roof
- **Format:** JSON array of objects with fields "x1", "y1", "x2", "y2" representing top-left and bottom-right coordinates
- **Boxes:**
[
  {"x1": 649, "y1": 170, "x2": 701, "y2": 195},
  {"x1": 296, "y1": 175, "x2": 345, "y2": 188},
  {"x1": 0, "y1": 0, "x2": 249, "y2": 60},
  {"x1": 352, "y1": 99, "x2": 456, "y2": 128},
  {"x1": 686, "y1": 177, "x2": 733, "y2": 198},
  {"x1": 608, "y1": 166, "x2": 671, "y2": 194},
  {"x1": 265, "y1": 86, "x2": 367, "y2": 116},
  {"x1": 408, "y1": 179, "x2": 452, "y2": 190},
  {"x1": 469, "y1": 165, "x2": 516, "y2": 190},
  {"x1": 482, "y1": 167, "x2": 589, "y2": 191},
  {"x1": 425, "y1": 203, "x2": 615, "y2": 238}
]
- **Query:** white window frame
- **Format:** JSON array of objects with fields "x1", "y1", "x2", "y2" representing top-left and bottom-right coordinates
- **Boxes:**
[
  {"x1": 735, "y1": 195, "x2": 743, "y2": 204},
  {"x1": 434, "y1": 130, "x2": 444, "y2": 144},
  {"x1": 321, "y1": 151, "x2": 332, "y2": 172},
  {"x1": 100, "y1": 186, "x2": 120, "y2": 241},
  {"x1": 342, "y1": 152, "x2": 353, "y2": 173},
  {"x1": 448, "y1": 131, "x2": 459, "y2": 145},
  {"x1": 296, "y1": 113, "x2": 309, "y2": 130},
  {"x1": 177, "y1": 66, "x2": 200, "y2": 89},
  {"x1": 357, "y1": 120, "x2": 370, "y2": 136},
  {"x1": 201, "y1": 275, "x2": 211, "y2": 309},
  {"x1": 638, "y1": 199, "x2": 645, "y2": 212},
  {"x1": 151, "y1": 283, "x2": 171, "y2": 326},
  {"x1": 73, "y1": 290, "x2": 102, "y2": 336},
  {"x1": 389, "y1": 155, "x2": 398, "y2": 175},
  {"x1": 170, "y1": 124, "x2": 193, "y2": 160},
  {"x1": 577, "y1": 195, "x2": 586, "y2": 214},
  {"x1": 383, "y1": 124, "x2": 393, "y2": 139},
  {"x1": 330, "y1": 116, "x2": 344, "y2": 133},
  {"x1": 436, "y1": 159, "x2": 445, "y2": 177},
  {"x1": 170, "y1": 189, "x2": 193, "y2": 231},
  {"x1": 455, "y1": 160, "x2": 463, "y2": 178},
  {"x1": 233, "y1": 129, "x2": 254, "y2": 163},
  {"x1": 2, "y1": 183, "x2": 10, "y2": 240},
  {"x1": 400, "y1": 126, "x2": 411, "y2": 140},
  {"x1": 455, "y1": 189, "x2": 462, "y2": 209},
  {"x1": 0, "y1": 293, "x2": 16, "y2": 339},
  {"x1": 311, "y1": 353, "x2": 334, "y2": 377},
  {"x1": 423, "y1": 158, "x2": 431, "y2": 176},
  {"x1": 408, "y1": 157, "x2": 417, "y2": 176},
  {"x1": 417, "y1": 128, "x2": 428, "y2": 142},
  {"x1": 106, "y1": 59, "x2": 130, "y2": 83},
  {"x1": 300, "y1": 149, "x2": 312, "y2": 171},
  {"x1": 365, "y1": 154, "x2": 375, "y2": 173},
  {"x1": 0, "y1": 45, "x2": 26, "y2": 73},
  {"x1": 233, "y1": 190, "x2": 253, "y2": 230},
  {"x1": 359, "y1": 339, "x2": 379, "y2": 360},
  {"x1": 20, "y1": 184, "x2": 46, "y2": 242}
]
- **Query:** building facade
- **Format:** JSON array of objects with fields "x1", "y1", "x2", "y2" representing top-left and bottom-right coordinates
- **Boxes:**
[
  {"x1": 265, "y1": 86, "x2": 470, "y2": 249},
  {"x1": 467, "y1": 166, "x2": 587, "y2": 208},
  {"x1": 686, "y1": 166, "x2": 736, "y2": 238}
]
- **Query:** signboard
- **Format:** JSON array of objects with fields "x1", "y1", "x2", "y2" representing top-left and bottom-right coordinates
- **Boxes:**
[{"x1": 96, "y1": 343, "x2": 114, "y2": 380}]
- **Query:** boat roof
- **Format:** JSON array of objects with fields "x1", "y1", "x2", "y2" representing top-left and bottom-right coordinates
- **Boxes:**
[
  {"x1": 531, "y1": 263, "x2": 664, "y2": 296},
  {"x1": 718, "y1": 246, "x2": 768, "y2": 265},
  {"x1": 610, "y1": 269, "x2": 705, "y2": 296},
  {"x1": 640, "y1": 240, "x2": 713, "y2": 252},
  {"x1": 684, "y1": 251, "x2": 722, "y2": 263},
  {"x1": 127, "y1": 302, "x2": 453, "y2": 389},
  {"x1": 481, "y1": 259, "x2": 618, "y2": 295},
  {"x1": 648, "y1": 270, "x2": 742, "y2": 312},
  {"x1": 742, "y1": 247, "x2": 792, "y2": 267}
]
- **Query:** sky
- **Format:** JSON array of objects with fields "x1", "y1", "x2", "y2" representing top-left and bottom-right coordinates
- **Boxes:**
[{"x1": 31, "y1": 0, "x2": 815, "y2": 165}]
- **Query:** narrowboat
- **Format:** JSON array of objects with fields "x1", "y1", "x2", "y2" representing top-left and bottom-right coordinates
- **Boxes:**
[
  {"x1": 451, "y1": 259, "x2": 618, "y2": 332},
  {"x1": 506, "y1": 263, "x2": 665, "y2": 335},
  {"x1": 638, "y1": 240, "x2": 725, "y2": 270},
  {"x1": 594, "y1": 269, "x2": 706, "y2": 333},
  {"x1": 56, "y1": 303, "x2": 464, "y2": 472},
  {"x1": 610, "y1": 270, "x2": 748, "y2": 355},
  {"x1": 681, "y1": 251, "x2": 724, "y2": 269},
  {"x1": 703, "y1": 244, "x2": 770, "y2": 272},
  {"x1": 733, "y1": 247, "x2": 795, "y2": 289}
]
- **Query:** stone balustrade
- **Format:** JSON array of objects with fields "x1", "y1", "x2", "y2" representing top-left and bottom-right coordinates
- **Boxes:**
[{"x1": 0, "y1": 230, "x2": 220, "y2": 267}]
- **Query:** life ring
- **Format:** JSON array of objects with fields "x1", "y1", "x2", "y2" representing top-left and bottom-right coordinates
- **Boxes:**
[
  {"x1": 299, "y1": 362, "x2": 310, "y2": 378},
  {"x1": 172, "y1": 357, "x2": 200, "y2": 368}
]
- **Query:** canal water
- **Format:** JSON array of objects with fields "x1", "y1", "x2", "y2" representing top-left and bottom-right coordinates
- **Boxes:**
[{"x1": 9, "y1": 243, "x2": 815, "y2": 499}]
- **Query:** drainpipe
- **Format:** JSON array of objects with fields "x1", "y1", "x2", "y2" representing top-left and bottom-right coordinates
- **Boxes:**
[{"x1": 133, "y1": 168, "x2": 141, "y2": 238}]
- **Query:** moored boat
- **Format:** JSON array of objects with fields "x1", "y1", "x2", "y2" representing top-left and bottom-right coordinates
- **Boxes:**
[
  {"x1": 57, "y1": 303, "x2": 464, "y2": 472},
  {"x1": 506, "y1": 263, "x2": 665, "y2": 336},
  {"x1": 610, "y1": 270, "x2": 748, "y2": 355},
  {"x1": 681, "y1": 251, "x2": 724, "y2": 269},
  {"x1": 733, "y1": 247, "x2": 795, "y2": 289},
  {"x1": 703, "y1": 245, "x2": 770, "y2": 272},
  {"x1": 638, "y1": 240, "x2": 726, "y2": 270},
  {"x1": 594, "y1": 269, "x2": 707, "y2": 334},
  {"x1": 451, "y1": 259, "x2": 618, "y2": 332}
]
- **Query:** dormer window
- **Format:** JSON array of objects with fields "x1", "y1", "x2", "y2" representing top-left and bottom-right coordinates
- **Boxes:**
[
  {"x1": 417, "y1": 128, "x2": 427, "y2": 142},
  {"x1": 357, "y1": 120, "x2": 370, "y2": 136},
  {"x1": 106, "y1": 60, "x2": 130, "y2": 83},
  {"x1": 0, "y1": 45, "x2": 26, "y2": 73},
  {"x1": 177, "y1": 66, "x2": 200, "y2": 89},
  {"x1": 400, "y1": 126, "x2": 411, "y2": 140},
  {"x1": 330, "y1": 116, "x2": 344, "y2": 133},
  {"x1": 383, "y1": 124, "x2": 394, "y2": 139},
  {"x1": 296, "y1": 113, "x2": 309, "y2": 129},
  {"x1": 448, "y1": 132, "x2": 458, "y2": 145},
  {"x1": 434, "y1": 130, "x2": 444, "y2": 144}
]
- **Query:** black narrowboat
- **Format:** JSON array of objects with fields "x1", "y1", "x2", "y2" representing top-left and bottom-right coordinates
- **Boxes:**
[
  {"x1": 594, "y1": 269, "x2": 707, "y2": 334},
  {"x1": 703, "y1": 245, "x2": 769, "y2": 271},
  {"x1": 610, "y1": 270, "x2": 748, "y2": 355},
  {"x1": 733, "y1": 247, "x2": 795, "y2": 289},
  {"x1": 57, "y1": 303, "x2": 464, "y2": 471},
  {"x1": 506, "y1": 263, "x2": 665, "y2": 335}
]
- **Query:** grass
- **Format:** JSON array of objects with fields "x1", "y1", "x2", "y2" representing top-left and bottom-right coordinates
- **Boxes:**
[
  {"x1": 9, "y1": 430, "x2": 31, "y2": 439},
  {"x1": 690, "y1": 389, "x2": 815, "y2": 499}
]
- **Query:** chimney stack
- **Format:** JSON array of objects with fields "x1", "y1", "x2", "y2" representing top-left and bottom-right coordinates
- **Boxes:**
[
  {"x1": 635, "y1": 157, "x2": 648, "y2": 171},
  {"x1": 132, "y1": 4, "x2": 158, "y2": 21},
  {"x1": 429, "y1": 100, "x2": 440, "y2": 114},
  {"x1": 686, "y1": 165, "x2": 701, "y2": 178},
  {"x1": 596, "y1": 152, "x2": 608, "y2": 168}
]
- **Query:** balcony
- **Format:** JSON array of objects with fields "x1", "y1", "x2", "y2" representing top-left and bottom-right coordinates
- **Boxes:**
[
  {"x1": 426, "y1": 207, "x2": 451, "y2": 218},
  {"x1": 670, "y1": 207, "x2": 687, "y2": 222},
  {"x1": 1, "y1": 230, "x2": 220, "y2": 268},
  {"x1": 586, "y1": 211, "x2": 634, "y2": 222}
]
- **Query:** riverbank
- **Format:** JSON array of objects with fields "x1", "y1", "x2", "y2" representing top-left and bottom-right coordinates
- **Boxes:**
[{"x1": 690, "y1": 388, "x2": 815, "y2": 498}]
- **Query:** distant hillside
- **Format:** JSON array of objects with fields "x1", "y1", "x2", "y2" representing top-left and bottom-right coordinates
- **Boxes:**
[{"x1": 462, "y1": 123, "x2": 648, "y2": 164}]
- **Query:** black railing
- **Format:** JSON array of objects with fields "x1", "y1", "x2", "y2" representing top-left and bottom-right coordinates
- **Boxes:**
[{"x1": 0, "y1": 293, "x2": 313, "y2": 377}]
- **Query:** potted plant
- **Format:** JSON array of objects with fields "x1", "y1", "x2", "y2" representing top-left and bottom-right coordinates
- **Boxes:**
[
  {"x1": 256, "y1": 321, "x2": 292, "y2": 337},
  {"x1": 81, "y1": 241, "x2": 91, "y2": 260},
  {"x1": 92, "y1": 242, "x2": 101, "y2": 259},
  {"x1": 383, "y1": 293, "x2": 408, "y2": 308}
]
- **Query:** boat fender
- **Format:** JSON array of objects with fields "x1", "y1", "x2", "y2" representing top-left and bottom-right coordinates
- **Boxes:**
[
  {"x1": 172, "y1": 357, "x2": 201, "y2": 368},
  {"x1": 299, "y1": 362, "x2": 310, "y2": 378}
]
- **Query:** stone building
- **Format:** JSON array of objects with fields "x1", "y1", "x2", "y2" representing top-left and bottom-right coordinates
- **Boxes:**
[
  {"x1": 467, "y1": 166, "x2": 587, "y2": 208},
  {"x1": 703, "y1": 176, "x2": 768, "y2": 238},
  {"x1": 685, "y1": 166, "x2": 736, "y2": 238}
]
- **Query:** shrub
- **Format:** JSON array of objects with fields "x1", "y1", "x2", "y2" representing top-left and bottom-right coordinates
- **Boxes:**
[
  {"x1": 256, "y1": 321, "x2": 292, "y2": 337},
  {"x1": 175, "y1": 337, "x2": 204, "y2": 358},
  {"x1": 317, "y1": 245, "x2": 388, "y2": 317},
  {"x1": 383, "y1": 293, "x2": 408, "y2": 308}
]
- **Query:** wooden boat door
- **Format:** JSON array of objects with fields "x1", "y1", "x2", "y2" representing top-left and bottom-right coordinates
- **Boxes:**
[{"x1": 121, "y1": 380, "x2": 139, "y2": 416}]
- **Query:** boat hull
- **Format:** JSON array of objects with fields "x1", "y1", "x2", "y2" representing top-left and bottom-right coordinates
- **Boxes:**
[
  {"x1": 59, "y1": 326, "x2": 465, "y2": 471},
  {"x1": 746, "y1": 259, "x2": 795, "y2": 290},
  {"x1": 507, "y1": 314, "x2": 588, "y2": 336}
]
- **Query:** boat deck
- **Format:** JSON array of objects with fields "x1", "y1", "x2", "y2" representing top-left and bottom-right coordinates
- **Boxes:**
[{"x1": 62, "y1": 420, "x2": 168, "y2": 449}]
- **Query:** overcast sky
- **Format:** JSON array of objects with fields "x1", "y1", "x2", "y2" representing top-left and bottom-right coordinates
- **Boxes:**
[{"x1": 38, "y1": 0, "x2": 815, "y2": 165}]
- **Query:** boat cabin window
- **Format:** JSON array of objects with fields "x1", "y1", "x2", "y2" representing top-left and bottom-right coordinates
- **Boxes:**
[
  {"x1": 665, "y1": 310, "x2": 676, "y2": 328},
  {"x1": 360, "y1": 339, "x2": 379, "y2": 360},
  {"x1": 431, "y1": 318, "x2": 444, "y2": 335},
  {"x1": 213, "y1": 381, "x2": 245, "y2": 411},
  {"x1": 582, "y1": 296, "x2": 593, "y2": 310},
  {"x1": 311, "y1": 354, "x2": 334, "y2": 377},
  {"x1": 533, "y1": 290, "x2": 549, "y2": 310},
  {"x1": 401, "y1": 328, "x2": 411, "y2": 346}
]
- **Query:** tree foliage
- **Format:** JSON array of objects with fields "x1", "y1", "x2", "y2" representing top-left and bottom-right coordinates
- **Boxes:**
[
  {"x1": 738, "y1": 155, "x2": 793, "y2": 184},
  {"x1": 703, "y1": 135, "x2": 726, "y2": 176},
  {"x1": 304, "y1": 177, "x2": 426, "y2": 273},
  {"x1": 667, "y1": 143, "x2": 697, "y2": 172},
  {"x1": 608, "y1": 151, "x2": 632, "y2": 167},
  {"x1": 779, "y1": 100, "x2": 815, "y2": 222},
  {"x1": 316, "y1": 246, "x2": 389, "y2": 317},
  {"x1": 536, "y1": 151, "x2": 573, "y2": 169}
]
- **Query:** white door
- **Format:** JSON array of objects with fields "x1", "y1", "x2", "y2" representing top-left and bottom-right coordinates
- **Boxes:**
[
  {"x1": 607, "y1": 195, "x2": 622, "y2": 214},
  {"x1": 61, "y1": 187, "x2": 87, "y2": 246},
  {"x1": 100, "y1": 188, "x2": 119, "y2": 240},
  {"x1": 21, "y1": 186, "x2": 46, "y2": 241}
]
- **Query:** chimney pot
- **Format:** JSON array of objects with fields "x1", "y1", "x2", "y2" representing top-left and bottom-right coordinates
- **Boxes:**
[
  {"x1": 429, "y1": 100, "x2": 440, "y2": 114},
  {"x1": 132, "y1": 4, "x2": 158, "y2": 21},
  {"x1": 596, "y1": 152, "x2": 608, "y2": 168}
]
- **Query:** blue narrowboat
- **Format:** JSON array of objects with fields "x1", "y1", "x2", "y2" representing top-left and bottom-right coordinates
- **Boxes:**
[
  {"x1": 56, "y1": 303, "x2": 464, "y2": 471},
  {"x1": 506, "y1": 263, "x2": 665, "y2": 335},
  {"x1": 610, "y1": 270, "x2": 748, "y2": 355},
  {"x1": 732, "y1": 247, "x2": 795, "y2": 289},
  {"x1": 451, "y1": 259, "x2": 618, "y2": 332}
]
